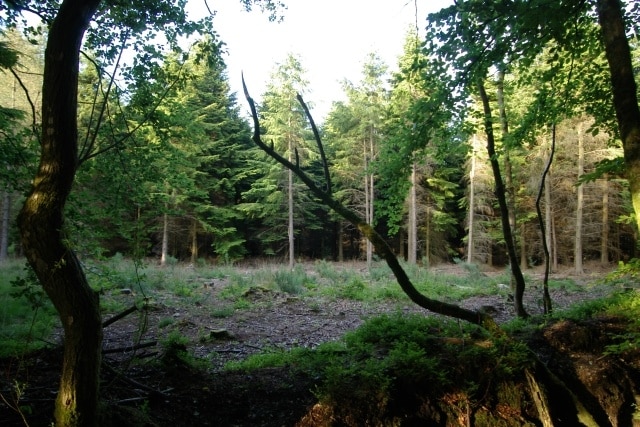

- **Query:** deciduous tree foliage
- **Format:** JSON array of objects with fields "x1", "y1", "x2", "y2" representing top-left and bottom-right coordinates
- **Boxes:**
[
  {"x1": 423, "y1": 0, "x2": 640, "y2": 316},
  {"x1": 0, "y1": 0, "x2": 278, "y2": 424}
]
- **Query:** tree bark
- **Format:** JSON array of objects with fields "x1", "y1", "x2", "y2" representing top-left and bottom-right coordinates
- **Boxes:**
[
  {"x1": 601, "y1": 176, "x2": 610, "y2": 266},
  {"x1": 575, "y1": 124, "x2": 584, "y2": 275},
  {"x1": 190, "y1": 217, "x2": 198, "y2": 264},
  {"x1": 160, "y1": 210, "x2": 169, "y2": 266},
  {"x1": 288, "y1": 127, "x2": 295, "y2": 268},
  {"x1": 536, "y1": 126, "x2": 555, "y2": 314},
  {"x1": 597, "y1": 0, "x2": 640, "y2": 236},
  {"x1": 17, "y1": 0, "x2": 103, "y2": 425},
  {"x1": 496, "y1": 69, "x2": 522, "y2": 273},
  {"x1": 367, "y1": 131, "x2": 375, "y2": 268},
  {"x1": 408, "y1": 162, "x2": 418, "y2": 264},
  {"x1": 477, "y1": 79, "x2": 528, "y2": 318},
  {"x1": 545, "y1": 163, "x2": 554, "y2": 272},
  {"x1": 467, "y1": 137, "x2": 476, "y2": 264}
]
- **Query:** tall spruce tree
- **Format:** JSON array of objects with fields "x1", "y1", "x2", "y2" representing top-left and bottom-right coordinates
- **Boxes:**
[{"x1": 244, "y1": 53, "x2": 323, "y2": 265}]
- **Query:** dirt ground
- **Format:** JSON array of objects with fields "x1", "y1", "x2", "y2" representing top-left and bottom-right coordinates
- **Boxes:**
[{"x1": 0, "y1": 261, "x2": 622, "y2": 426}]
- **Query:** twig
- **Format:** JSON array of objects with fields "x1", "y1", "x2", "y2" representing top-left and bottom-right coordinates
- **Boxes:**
[
  {"x1": 297, "y1": 93, "x2": 332, "y2": 194},
  {"x1": 102, "y1": 362, "x2": 169, "y2": 398},
  {"x1": 102, "y1": 303, "x2": 138, "y2": 328},
  {"x1": 102, "y1": 341, "x2": 157, "y2": 355}
]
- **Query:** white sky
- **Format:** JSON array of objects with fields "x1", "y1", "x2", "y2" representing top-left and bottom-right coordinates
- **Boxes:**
[{"x1": 187, "y1": 0, "x2": 452, "y2": 121}]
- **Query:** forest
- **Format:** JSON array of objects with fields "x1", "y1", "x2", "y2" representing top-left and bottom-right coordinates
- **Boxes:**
[
  {"x1": 0, "y1": 4, "x2": 635, "y2": 270},
  {"x1": 2, "y1": 0, "x2": 640, "y2": 426}
]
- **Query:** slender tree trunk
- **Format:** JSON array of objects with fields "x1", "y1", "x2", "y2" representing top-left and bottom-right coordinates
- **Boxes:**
[
  {"x1": 288, "y1": 167, "x2": 294, "y2": 268},
  {"x1": 363, "y1": 140, "x2": 370, "y2": 265},
  {"x1": 287, "y1": 121, "x2": 295, "y2": 268},
  {"x1": 0, "y1": 189, "x2": 9, "y2": 261},
  {"x1": 364, "y1": 135, "x2": 374, "y2": 269},
  {"x1": 367, "y1": 158, "x2": 374, "y2": 267},
  {"x1": 552, "y1": 215, "x2": 559, "y2": 271},
  {"x1": 575, "y1": 124, "x2": 584, "y2": 275},
  {"x1": 17, "y1": 1, "x2": 103, "y2": 425},
  {"x1": 496, "y1": 70, "x2": 522, "y2": 279},
  {"x1": 536, "y1": 125, "x2": 556, "y2": 314},
  {"x1": 425, "y1": 204, "x2": 431, "y2": 266},
  {"x1": 408, "y1": 162, "x2": 418, "y2": 264},
  {"x1": 601, "y1": 176, "x2": 610, "y2": 266},
  {"x1": 190, "y1": 217, "x2": 198, "y2": 264},
  {"x1": 160, "y1": 210, "x2": 169, "y2": 266},
  {"x1": 467, "y1": 139, "x2": 476, "y2": 264},
  {"x1": 545, "y1": 160, "x2": 554, "y2": 272},
  {"x1": 338, "y1": 221, "x2": 344, "y2": 262},
  {"x1": 519, "y1": 223, "x2": 527, "y2": 269},
  {"x1": 597, "y1": 0, "x2": 640, "y2": 236},
  {"x1": 478, "y1": 79, "x2": 528, "y2": 318}
]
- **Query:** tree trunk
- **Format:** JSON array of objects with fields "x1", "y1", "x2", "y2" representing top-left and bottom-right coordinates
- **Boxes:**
[
  {"x1": 496, "y1": 69, "x2": 522, "y2": 274},
  {"x1": 288, "y1": 167, "x2": 294, "y2": 268},
  {"x1": 597, "y1": 0, "x2": 640, "y2": 236},
  {"x1": 545, "y1": 165, "x2": 554, "y2": 272},
  {"x1": 190, "y1": 217, "x2": 198, "y2": 265},
  {"x1": 363, "y1": 139, "x2": 371, "y2": 267},
  {"x1": 17, "y1": 1, "x2": 102, "y2": 425},
  {"x1": 601, "y1": 176, "x2": 610, "y2": 266},
  {"x1": 338, "y1": 221, "x2": 344, "y2": 262},
  {"x1": 425, "y1": 205, "x2": 431, "y2": 266},
  {"x1": 408, "y1": 162, "x2": 417, "y2": 265},
  {"x1": 467, "y1": 137, "x2": 476, "y2": 264},
  {"x1": 160, "y1": 210, "x2": 169, "y2": 266},
  {"x1": 364, "y1": 135, "x2": 374, "y2": 269},
  {"x1": 477, "y1": 79, "x2": 528, "y2": 318},
  {"x1": 367, "y1": 139, "x2": 375, "y2": 267},
  {"x1": 0, "y1": 189, "x2": 9, "y2": 261},
  {"x1": 536, "y1": 126, "x2": 556, "y2": 314},
  {"x1": 552, "y1": 214, "x2": 559, "y2": 271},
  {"x1": 519, "y1": 223, "x2": 527, "y2": 269},
  {"x1": 575, "y1": 124, "x2": 584, "y2": 275}
]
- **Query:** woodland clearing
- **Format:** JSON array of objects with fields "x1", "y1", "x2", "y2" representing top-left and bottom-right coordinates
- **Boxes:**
[{"x1": 0, "y1": 260, "x2": 637, "y2": 426}]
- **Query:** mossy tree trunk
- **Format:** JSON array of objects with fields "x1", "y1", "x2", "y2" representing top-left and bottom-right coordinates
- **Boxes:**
[
  {"x1": 17, "y1": 0, "x2": 103, "y2": 425},
  {"x1": 597, "y1": 0, "x2": 640, "y2": 237}
]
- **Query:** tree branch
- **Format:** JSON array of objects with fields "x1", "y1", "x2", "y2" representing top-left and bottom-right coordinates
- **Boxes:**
[
  {"x1": 297, "y1": 93, "x2": 331, "y2": 194},
  {"x1": 243, "y1": 77, "x2": 499, "y2": 332}
]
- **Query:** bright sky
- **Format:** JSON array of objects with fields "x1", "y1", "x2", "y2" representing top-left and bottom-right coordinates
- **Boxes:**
[{"x1": 187, "y1": 0, "x2": 452, "y2": 121}]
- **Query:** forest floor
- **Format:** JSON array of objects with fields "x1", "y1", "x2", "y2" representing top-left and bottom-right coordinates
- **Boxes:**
[{"x1": 0, "y1": 261, "x2": 626, "y2": 426}]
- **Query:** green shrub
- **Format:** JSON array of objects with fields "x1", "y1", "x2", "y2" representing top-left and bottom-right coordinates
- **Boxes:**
[
  {"x1": 0, "y1": 263, "x2": 58, "y2": 357},
  {"x1": 338, "y1": 277, "x2": 367, "y2": 300},
  {"x1": 210, "y1": 306, "x2": 235, "y2": 318},
  {"x1": 158, "y1": 317, "x2": 175, "y2": 329},
  {"x1": 159, "y1": 331, "x2": 207, "y2": 371},
  {"x1": 315, "y1": 260, "x2": 351, "y2": 285},
  {"x1": 273, "y1": 267, "x2": 308, "y2": 295}
]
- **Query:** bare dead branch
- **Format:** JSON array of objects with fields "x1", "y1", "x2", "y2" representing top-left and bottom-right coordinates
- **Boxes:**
[
  {"x1": 102, "y1": 362, "x2": 169, "y2": 397},
  {"x1": 9, "y1": 67, "x2": 40, "y2": 146},
  {"x1": 102, "y1": 341, "x2": 157, "y2": 355},
  {"x1": 297, "y1": 93, "x2": 331, "y2": 194},
  {"x1": 78, "y1": 29, "x2": 129, "y2": 163},
  {"x1": 243, "y1": 78, "x2": 498, "y2": 332},
  {"x1": 102, "y1": 303, "x2": 138, "y2": 328}
]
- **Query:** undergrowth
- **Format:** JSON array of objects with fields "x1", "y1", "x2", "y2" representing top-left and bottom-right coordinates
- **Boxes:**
[
  {"x1": 0, "y1": 260, "x2": 58, "y2": 357},
  {"x1": 225, "y1": 312, "x2": 534, "y2": 418}
]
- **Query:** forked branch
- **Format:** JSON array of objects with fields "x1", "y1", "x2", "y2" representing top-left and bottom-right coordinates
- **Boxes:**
[{"x1": 242, "y1": 77, "x2": 498, "y2": 331}]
